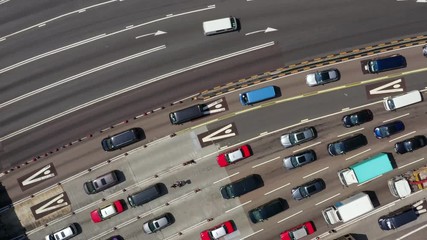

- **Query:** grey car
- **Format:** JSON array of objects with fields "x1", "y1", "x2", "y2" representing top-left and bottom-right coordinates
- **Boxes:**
[
  {"x1": 305, "y1": 68, "x2": 340, "y2": 86},
  {"x1": 280, "y1": 127, "x2": 317, "y2": 148},
  {"x1": 283, "y1": 150, "x2": 316, "y2": 170},
  {"x1": 292, "y1": 178, "x2": 326, "y2": 201},
  {"x1": 143, "y1": 213, "x2": 173, "y2": 234},
  {"x1": 83, "y1": 170, "x2": 119, "y2": 194}
]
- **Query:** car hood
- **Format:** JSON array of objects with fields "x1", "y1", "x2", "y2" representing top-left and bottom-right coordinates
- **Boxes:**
[
  {"x1": 306, "y1": 74, "x2": 317, "y2": 86},
  {"x1": 283, "y1": 157, "x2": 295, "y2": 169},
  {"x1": 217, "y1": 155, "x2": 228, "y2": 167},
  {"x1": 281, "y1": 135, "x2": 291, "y2": 147}
]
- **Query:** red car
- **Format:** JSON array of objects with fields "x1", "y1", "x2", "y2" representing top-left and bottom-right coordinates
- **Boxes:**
[
  {"x1": 200, "y1": 220, "x2": 236, "y2": 240},
  {"x1": 217, "y1": 145, "x2": 251, "y2": 167},
  {"x1": 280, "y1": 221, "x2": 315, "y2": 240},
  {"x1": 91, "y1": 200, "x2": 124, "y2": 223}
]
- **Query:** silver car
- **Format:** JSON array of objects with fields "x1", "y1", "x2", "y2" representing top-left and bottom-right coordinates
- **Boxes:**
[
  {"x1": 306, "y1": 68, "x2": 340, "y2": 87},
  {"x1": 143, "y1": 213, "x2": 173, "y2": 234},
  {"x1": 280, "y1": 127, "x2": 316, "y2": 148},
  {"x1": 283, "y1": 150, "x2": 316, "y2": 170}
]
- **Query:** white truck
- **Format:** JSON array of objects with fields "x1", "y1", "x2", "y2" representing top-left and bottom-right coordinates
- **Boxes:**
[
  {"x1": 322, "y1": 192, "x2": 374, "y2": 225},
  {"x1": 388, "y1": 166, "x2": 427, "y2": 198}
]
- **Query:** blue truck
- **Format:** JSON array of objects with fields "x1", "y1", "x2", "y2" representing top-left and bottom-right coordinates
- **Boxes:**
[{"x1": 338, "y1": 153, "x2": 393, "y2": 187}]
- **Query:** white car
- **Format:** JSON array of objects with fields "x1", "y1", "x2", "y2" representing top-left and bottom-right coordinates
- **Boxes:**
[
  {"x1": 45, "y1": 223, "x2": 78, "y2": 240},
  {"x1": 305, "y1": 69, "x2": 340, "y2": 87},
  {"x1": 143, "y1": 213, "x2": 173, "y2": 234}
]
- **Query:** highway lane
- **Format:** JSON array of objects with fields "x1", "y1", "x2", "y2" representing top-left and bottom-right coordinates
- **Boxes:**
[
  {"x1": 18, "y1": 91, "x2": 427, "y2": 240},
  {"x1": 0, "y1": 67, "x2": 424, "y2": 238},
  {"x1": 2, "y1": 45, "x2": 427, "y2": 201},
  {"x1": 0, "y1": 41, "x2": 425, "y2": 174},
  {"x1": 2, "y1": 0, "x2": 427, "y2": 170}
]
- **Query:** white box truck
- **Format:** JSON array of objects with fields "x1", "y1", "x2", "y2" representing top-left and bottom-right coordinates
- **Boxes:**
[
  {"x1": 322, "y1": 192, "x2": 374, "y2": 225},
  {"x1": 383, "y1": 90, "x2": 422, "y2": 111}
]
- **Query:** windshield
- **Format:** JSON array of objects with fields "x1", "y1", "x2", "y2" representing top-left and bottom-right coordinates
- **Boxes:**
[{"x1": 332, "y1": 142, "x2": 344, "y2": 154}]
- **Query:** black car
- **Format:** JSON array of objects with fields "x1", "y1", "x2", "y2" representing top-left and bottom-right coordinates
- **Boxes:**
[
  {"x1": 101, "y1": 128, "x2": 144, "y2": 151},
  {"x1": 291, "y1": 178, "x2": 326, "y2": 201},
  {"x1": 374, "y1": 121, "x2": 405, "y2": 139},
  {"x1": 327, "y1": 134, "x2": 368, "y2": 156},
  {"x1": 248, "y1": 198, "x2": 287, "y2": 223},
  {"x1": 378, "y1": 205, "x2": 418, "y2": 230},
  {"x1": 342, "y1": 109, "x2": 373, "y2": 128},
  {"x1": 283, "y1": 150, "x2": 316, "y2": 169},
  {"x1": 220, "y1": 174, "x2": 264, "y2": 199},
  {"x1": 394, "y1": 135, "x2": 427, "y2": 154}
]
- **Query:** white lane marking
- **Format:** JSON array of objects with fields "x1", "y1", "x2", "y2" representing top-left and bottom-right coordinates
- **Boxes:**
[
  {"x1": 0, "y1": 45, "x2": 165, "y2": 109},
  {"x1": 0, "y1": 0, "x2": 10, "y2": 5},
  {"x1": 315, "y1": 193, "x2": 341, "y2": 206},
  {"x1": 225, "y1": 200, "x2": 252, "y2": 213},
  {"x1": 293, "y1": 141, "x2": 321, "y2": 153},
  {"x1": 389, "y1": 131, "x2": 416, "y2": 143},
  {"x1": 264, "y1": 183, "x2": 290, "y2": 195},
  {"x1": 0, "y1": 41, "x2": 274, "y2": 141},
  {"x1": 240, "y1": 229, "x2": 264, "y2": 240},
  {"x1": 0, "y1": 5, "x2": 215, "y2": 72},
  {"x1": 0, "y1": 34, "x2": 106, "y2": 74},
  {"x1": 398, "y1": 157, "x2": 425, "y2": 169},
  {"x1": 0, "y1": 0, "x2": 117, "y2": 42},
  {"x1": 252, "y1": 156, "x2": 280, "y2": 168},
  {"x1": 383, "y1": 113, "x2": 410, "y2": 123},
  {"x1": 277, "y1": 210, "x2": 303, "y2": 223},
  {"x1": 213, "y1": 172, "x2": 239, "y2": 185},
  {"x1": 396, "y1": 224, "x2": 427, "y2": 240},
  {"x1": 337, "y1": 127, "x2": 364, "y2": 138},
  {"x1": 245, "y1": 27, "x2": 278, "y2": 36},
  {"x1": 135, "y1": 30, "x2": 167, "y2": 39},
  {"x1": 303, "y1": 166, "x2": 329, "y2": 179},
  {"x1": 345, "y1": 148, "x2": 371, "y2": 161}
]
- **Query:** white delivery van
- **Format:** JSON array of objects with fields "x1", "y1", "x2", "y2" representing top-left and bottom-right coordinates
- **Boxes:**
[
  {"x1": 203, "y1": 17, "x2": 238, "y2": 36},
  {"x1": 383, "y1": 90, "x2": 422, "y2": 111}
]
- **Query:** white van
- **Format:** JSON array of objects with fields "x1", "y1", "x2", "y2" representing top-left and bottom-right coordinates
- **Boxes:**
[
  {"x1": 383, "y1": 90, "x2": 422, "y2": 111},
  {"x1": 203, "y1": 17, "x2": 238, "y2": 36}
]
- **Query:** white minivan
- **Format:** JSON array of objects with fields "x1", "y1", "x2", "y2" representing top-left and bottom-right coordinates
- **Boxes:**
[
  {"x1": 383, "y1": 90, "x2": 422, "y2": 111},
  {"x1": 203, "y1": 17, "x2": 238, "y2": 36}
]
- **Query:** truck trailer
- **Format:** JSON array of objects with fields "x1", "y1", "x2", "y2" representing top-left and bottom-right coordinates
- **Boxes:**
[
  {"x1": 322, "y1": 192, "x2": 374, "y2": 225},
  {"x1": 338, "y1": 153, "x2": 393, "y2": 186}
]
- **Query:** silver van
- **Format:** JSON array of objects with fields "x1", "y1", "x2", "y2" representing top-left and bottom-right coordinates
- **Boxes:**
[
  {"x1": 203, "y1": 17, "x2": 238, "y2": 36},
  {"x1": 383, "y1": 90, "x2": 422, "y2": 111},
  {"x1": 127, "y1": 183, "x2": 162, "y2": 207},
  {"x1": 169, "y1": 104, "x2": 205, "y2": 124},
  {"x1": 83, "y1": 170, "x2": 119, "y2": 194}
]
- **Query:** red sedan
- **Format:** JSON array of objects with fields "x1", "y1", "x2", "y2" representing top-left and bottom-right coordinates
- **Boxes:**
[
  {"x1": 200, "y1": 220, "x2": 236, "y2": 240},
  {"x1": 91, "y1": 200, "x2": 124, "y2": 223},
  {"x1": 280, "y1": 221, "x2": 315, "y2": 240},
  {"x1": 217, "y1": 145, "x2": 251, "y2": 167}
]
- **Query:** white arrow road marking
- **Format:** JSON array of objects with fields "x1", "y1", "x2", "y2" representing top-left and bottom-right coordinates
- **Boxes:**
[
  {"x1": 22, "y1": 164, "x2": 56, "y2": 186},
  {"x1": 369, "y1": 79, "x2": 404, "y2": 95},
  {"x1": 245, "y1": 27, "x2": 278, "y2": 36},
  {"x1": 35, "y1": 193, "x2": 69, "y2": 215},
  {"x1": 135, "y1": 30, "x2": 167, "y2": 39},
  {"x1": 202, "y1": 124, "x2": 236, "y2": 142}
]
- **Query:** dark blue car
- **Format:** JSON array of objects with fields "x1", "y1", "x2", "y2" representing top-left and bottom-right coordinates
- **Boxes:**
[{"x1": 374, "y1": 121, "x2": 405, "y2": 139}]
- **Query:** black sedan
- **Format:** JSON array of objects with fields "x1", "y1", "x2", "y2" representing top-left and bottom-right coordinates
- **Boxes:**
[
  {"x1": 394, "y1": 135, "x2": 427, "y2": 154},
  {"x1": 342, "y1": 109, "x2": 373, "y2": 128}
]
